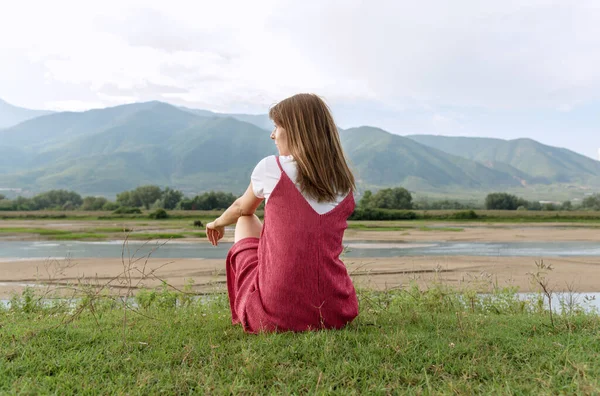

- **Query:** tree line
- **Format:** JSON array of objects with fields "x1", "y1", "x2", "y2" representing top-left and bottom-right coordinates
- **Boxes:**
[
  {"x1": 0, "y1": 187, "x2": 237, "y2": 212},
  {"x1": 1, "y1": 188, "x2": 599, "y2": 212}
]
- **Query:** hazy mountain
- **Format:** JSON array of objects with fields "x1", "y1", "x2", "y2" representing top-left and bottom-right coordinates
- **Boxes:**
[
  {"x1": 407, "y1": 135, "x2": 600, "y2": 186},
  {"x1": 1, "y1": 101, "x2": 598, "y2": 196},
  {"x1": 0, "y1": 102, "x2": 275, "y2": 194},
  {"x1": 341, "y1": 127, "x2": 521, "y2": 191},
  {"x1": 0, "y1": 98, "x2": 54, "y2": 129},
  {"x1": 180, "y1": 106, "x2": 273, "y2": 131}
]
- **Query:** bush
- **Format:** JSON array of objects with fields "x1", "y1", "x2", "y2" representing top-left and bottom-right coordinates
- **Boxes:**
[
  {"x1": 485, "y1": 192, "x2": 528, "y2": 210},
  {"x1": 193, "y1": 220, "x2": 204, "y2": 227},
  {"x1": 102, "y1": 202, "x2": 120, "y2": 211},
  {"x1": 350, "y1": 208, "x2": 417, "y2": 220},
  {"x1": 450, "y1": 210, "x2": 478, "y2": 219},
  {"x1": 149, "y1": 208, "x2": 169, "y2": 219},
  {"x1": 113, "y1": 206, "x2": 142, "y2": 214},
  {"x1": 581, "y1": 194, "x2": 600, "y2": 211}
]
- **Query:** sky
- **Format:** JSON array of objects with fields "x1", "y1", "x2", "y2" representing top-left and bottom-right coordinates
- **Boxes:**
[{"x1": 1, "y1": 0, "x2": 599, "y2": 159}]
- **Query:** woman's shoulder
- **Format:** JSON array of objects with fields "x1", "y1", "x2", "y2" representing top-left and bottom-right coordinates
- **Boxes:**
[{"x1": 255, "y1": 155, "x2": 295, "y2": 169}]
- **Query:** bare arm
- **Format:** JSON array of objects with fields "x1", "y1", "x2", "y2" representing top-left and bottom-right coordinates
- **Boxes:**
[
  {"x1": 214, "y1": 182, "x2": 263, "y2": 227},
  {"x1": 206, "y1": 182, "x2": 263, "y2": 245}
]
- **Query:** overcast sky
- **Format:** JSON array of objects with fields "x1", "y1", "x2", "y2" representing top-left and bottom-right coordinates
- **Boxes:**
[{"x1": 1, "y1": 0, "x2": 599, "y2": 159}]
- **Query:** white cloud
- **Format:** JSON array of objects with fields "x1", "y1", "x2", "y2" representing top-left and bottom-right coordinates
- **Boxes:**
[{"x1": 0, "y1": 0, "x2": 599, "y2": 115}]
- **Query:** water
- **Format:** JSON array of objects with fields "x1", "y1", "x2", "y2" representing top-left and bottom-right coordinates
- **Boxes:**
[
  {"x1": 1, "y1": 240, "x2": 600, "y2": 261},
  {"x1": 2, "y1": 292, "x2": 598, "y2": 313}
]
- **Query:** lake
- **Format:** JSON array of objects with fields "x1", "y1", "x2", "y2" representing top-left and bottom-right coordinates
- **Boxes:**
[{"x1": 1, "y1": 240, "x2": 600, "y2": 261}]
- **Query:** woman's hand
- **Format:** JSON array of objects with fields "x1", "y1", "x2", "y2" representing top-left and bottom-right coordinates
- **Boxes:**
[{"x1": 206, "y1": 221, "x2": 225, "y2": 246}]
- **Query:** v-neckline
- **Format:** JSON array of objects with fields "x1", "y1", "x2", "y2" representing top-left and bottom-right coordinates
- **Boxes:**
[{"x1": 271, "y1": 169, "x2": 354, "y2": 218}]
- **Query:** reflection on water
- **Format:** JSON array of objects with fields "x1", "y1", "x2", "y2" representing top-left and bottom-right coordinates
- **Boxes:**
[{"x1": 1, "y1": 240, "x2": 600, "y2": 260}]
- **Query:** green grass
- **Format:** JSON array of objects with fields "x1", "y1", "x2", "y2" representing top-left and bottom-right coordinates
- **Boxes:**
[
  {"x1": 183, "y1": 231, "x2": 208, "y2": 238},
  {"x1": 0, "y1": 228, "x2": 108, "y2": 240},
  {"x1": 0, "y1": 227, "x2": 205, "y2": 240},
  {"x1": 2, "y1": 286, "x2": 599, "y2": 394},
  {"x1": 49, "y1": 233, "x2": 109, "y2": 240},
  {"x1": 0, "y1": 227, "x2": 71, "y2": 235},
  {"x1": 3, "y1": 209, "x2": 600, "y2": 223},
  {"x1": 90, "y1": 227, "x2": 133, "y2": 233},
  {"x1": 127, "y1": 233, "x2": 187, "y2": 240}
]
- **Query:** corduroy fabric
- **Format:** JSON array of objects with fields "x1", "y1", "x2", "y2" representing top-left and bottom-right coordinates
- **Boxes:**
[{"x1": 225, "y1": 155, "x2": 359, "y2": 333}]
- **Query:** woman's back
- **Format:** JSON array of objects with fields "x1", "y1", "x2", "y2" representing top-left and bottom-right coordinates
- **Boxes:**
[
  {"x1": 218, "y1": 93, "x2": 359, "y2": 333},
  {"x1": 251, "y1": 155, "x2": 349, "y2": 215},
  {"x1": 253, "y1": 156, "x2": 358, "y2": 332}
]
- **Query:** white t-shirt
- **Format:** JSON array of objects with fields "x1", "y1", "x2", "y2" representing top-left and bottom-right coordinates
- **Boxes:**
[{"x1": 251, "y1": 155, "x2": 348, "y2": 215}]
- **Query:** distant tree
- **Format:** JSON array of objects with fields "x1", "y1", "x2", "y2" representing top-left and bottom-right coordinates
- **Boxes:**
[
  {"x1": 116, "y1": 186, "x2": 164, "y2": 209},
  {"x1": 177, "y1": 198, "x2": 194, "y2": 210},
  {"x1": 13, "y1": 197, "x2": 33, "y2": 211},
  {"x1": 527, "y1": 201, "x2": 542, "y2": 211},
  {"x1": 116, "y1": 191, "x2": 134, "y2": 207},
  {"x1": 581, "y1": 194, "x2": 600, "y2": 211},
  {"x1": 102, "y1": 202, "x2": 120, "y2": 211},
  {"x1": 357, "y1": 190, "x2": 373, "y2": 209},
  {"x1": 0, "y1": 194, "x2": 5, "y2": 200},
  {"x1": 415, "y1": 199, "x2": 467, "y2": 210},
  {"x1": 358, "y1": 190, "x2": 374, "y2": 209},
  {"x1": 32, "y1": 190, "x2": 83, "y2": 210},
  {"x1": 81, "y1": 196, "x2": 108, "y2": 211},
  {"x1": 370, "y1": 187, "x2": 412, "y2": 210},
  {"x1": 541, "y1": 203, "x2": 557, "y2": 211},
  {"x1": 485, "y1": 193, "x2": 525, "y2": 210},
  {"x1": 132, "y1": 185, "x2": 162, "y2": 210},
  {"x1": 162, "y1": 187, "x2": 184, "y2": 210},
  {"x1": 178, "y1": 191, "x2": 237, "y2": 210},
  {"x1": 560, "y1": 201, "x2": 573, "y2": 211}
]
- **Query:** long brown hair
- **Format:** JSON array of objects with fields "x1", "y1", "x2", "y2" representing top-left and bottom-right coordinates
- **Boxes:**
[{"x1": 269, "y1": 93, "x2": 355, "y2": 202}]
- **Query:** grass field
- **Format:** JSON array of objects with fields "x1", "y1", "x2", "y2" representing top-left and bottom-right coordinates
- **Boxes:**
[
  {"x1": 2, "y1": 283, "x2": 599, "y2": 394},
  {"x1": 2, "y1": 209, "x2": 600, "y2": 223}
]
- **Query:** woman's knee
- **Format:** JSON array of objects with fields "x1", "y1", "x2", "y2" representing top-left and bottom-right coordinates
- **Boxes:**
[{"x1": 234, "y1": 214, "x2": 263, "y2": 242}]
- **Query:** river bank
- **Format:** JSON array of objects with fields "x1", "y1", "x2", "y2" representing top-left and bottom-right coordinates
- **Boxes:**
[{"x1": 2, "y1": 254, "x2": 599, "y2": 298}]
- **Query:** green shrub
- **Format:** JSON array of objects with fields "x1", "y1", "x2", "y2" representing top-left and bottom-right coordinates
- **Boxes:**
[
  {"x1": 450, "y1": 210, "x2": 478, "y2": 219},
  {"x1": 102, "y1": 202, "x2": 120, "y2": 211},
  {"x1": 149, "y1": 208, "x2": 169, "y2": 219},
  {"x1": 350, "y1": 208, "x2": 417, "y2": 220}
]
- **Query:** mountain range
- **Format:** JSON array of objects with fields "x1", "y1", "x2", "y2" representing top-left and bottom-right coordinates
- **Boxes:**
[
  {"x1": 0, "y1": 99, "x2": 54, "y2": 129},
  {"x1": 0, "y1": 98, "x2": 599, "y2": 198}
]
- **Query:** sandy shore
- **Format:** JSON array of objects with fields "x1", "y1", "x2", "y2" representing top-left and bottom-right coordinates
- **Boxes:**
[
  {"x1": 2, "y1": 255, "x2": 599, "y2": 298},
  {"x1": 2, "y1": 221, "x2": 600, "y2": 298}
]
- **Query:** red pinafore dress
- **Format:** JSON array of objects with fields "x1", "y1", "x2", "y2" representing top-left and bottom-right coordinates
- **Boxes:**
[{"x1": 225, "y1": 155, "x2": 359, "y2": 333}]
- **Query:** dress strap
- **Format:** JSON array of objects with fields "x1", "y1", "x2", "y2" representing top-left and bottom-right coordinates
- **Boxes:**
[{"x1": 274, "y1": 155, "x2": 284, "y2": 172}]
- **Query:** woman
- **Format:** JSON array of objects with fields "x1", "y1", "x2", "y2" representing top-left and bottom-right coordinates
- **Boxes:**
[{"x1": 206, "y1": 93, "x2": 358, "y2": 333}]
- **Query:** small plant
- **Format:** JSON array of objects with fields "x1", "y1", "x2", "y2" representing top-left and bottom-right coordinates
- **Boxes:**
[
  {"x1": 527, "y1": 259, "x2": 555, "y2": 327},
  {"x1": 149, "y1": 208, "x2": 169, "y2": 219},
  {"x1": 193, "y1": 220, "x2": 204, "y2": 227}
]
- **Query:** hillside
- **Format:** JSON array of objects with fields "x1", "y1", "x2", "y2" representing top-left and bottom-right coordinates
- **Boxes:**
[
  {"x1": 0, "y1": 98, "x2": 54, "y2": 129},
  {"x1": 180, "y1": 106, "x2": 273, "y2": 131},
  {"x1": 1, "y1": 101, "x2": 599, "y2": 196},
  {"x1": 341, "y1": 127, "x2": 521, "y2": 191},
  {"x1": 0, "y1": 102, "x2": 276, "y2": 194},
  {"x1": 407, "y1": 135, "x2": 600, "y2": 186}
]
